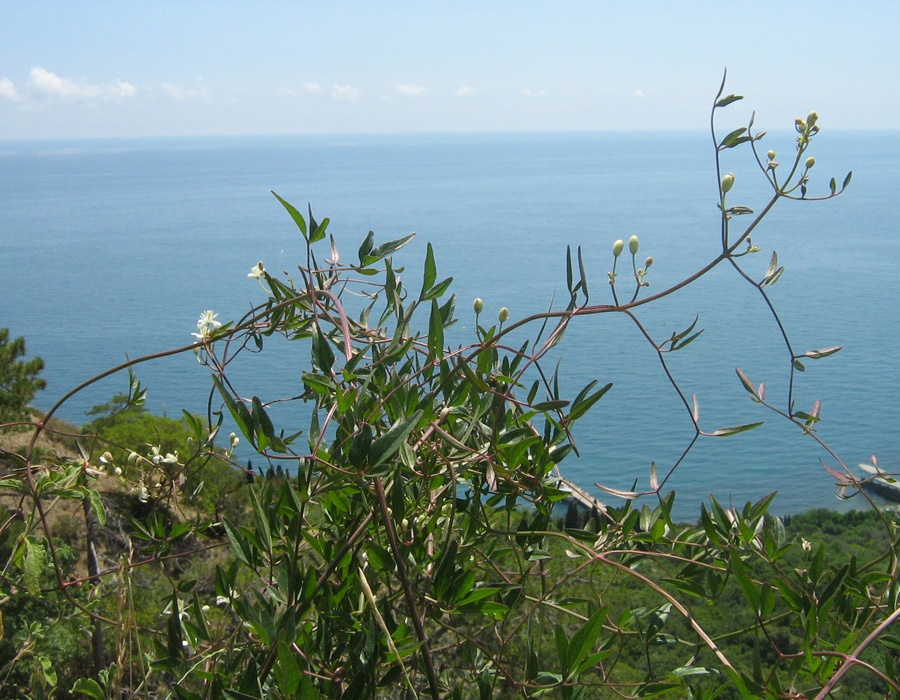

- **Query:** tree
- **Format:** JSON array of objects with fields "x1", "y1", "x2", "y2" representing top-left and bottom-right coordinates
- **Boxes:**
[{"x1": 0, "y1": 328, "x2": 46, "y2": 423}]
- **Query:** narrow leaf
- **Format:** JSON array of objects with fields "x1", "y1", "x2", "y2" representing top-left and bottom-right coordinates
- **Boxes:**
[
  {"x1": 364, "y1": 233, "x2": 416, "y2": 265},
  {"x1": 715, "y1": 94, "x2": 743, "y2": 107},
  {"x1": 370, "y1": 411, "x2": 423, "y2": 468},
  {"x1": 802, "y1": 346, "x2": 841, "y2": 359},
  {"x1": 427, "y1": 299, "x2": 444, "y2": 361},
  {"x1": 735, "y1": 368, "x2": 757, "y2": 396},
  {"x1": 710, "y1": 422, "x2": 763, "y2": 437},
  {"x1": 270, "y1": 191, "x2": 307, "y2": 239},
  {"x1": 719, "y1": 127, "x2": 747, "y2": 148},
  {"x1": 357, "y1": 231, "x2": 375, "y2": 264},
  {"x1": 86, "y1": 488, "x2": 106, "y2": 526},
  {"x1": 24, "y1": 539, "x2": 46, "y2": 597},
  {"x1": 421, "y1": 242, "x2": 437, "y2": 298}
]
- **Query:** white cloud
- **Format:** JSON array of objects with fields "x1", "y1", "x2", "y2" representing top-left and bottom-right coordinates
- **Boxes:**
[
  {"x1": 29, "y1": 67, "x2": 99, "y2": 98},
  {"x1": 633, "y1": 89, "x2": 645, "y2": 98},
  {"x1": 304, "y1": 82, "x2": 325, "y2": 93},
  {"x1": 160, "y1": 83, "x2": 207, "y2": 100},
  {"x1": 454, "y1": 85, "x2": 475, "y2": 97},
  {"x1": 520, "y1": 88, "x2": 547, "y2": 98},
  {"x1": 114, "y1": 79, "x2": 137, "y2": 98},
  {"x1": 0, "y1": 77, "x2": 20, "y2": 101},
  {"x1": 332, "y1": 85, "x2": 360, "y2": 101},
  {"x1": 27, "y1": 67, "x2": 137, "y2": 100},
  {"x1": 395, "y1": 83, "x2": 427, "y2": 97},
  {"x1": 278, "y1": 87, "x2": 295, "y2": 96}
]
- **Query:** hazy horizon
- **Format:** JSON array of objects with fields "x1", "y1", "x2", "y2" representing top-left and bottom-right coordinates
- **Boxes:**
[{"x1": 1, "y1": 1, "x2": 897, "y2": 140}]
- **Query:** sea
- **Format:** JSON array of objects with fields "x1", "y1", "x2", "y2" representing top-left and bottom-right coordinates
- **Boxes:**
[{"x1": 1, "y1": 130, "x2": 898, "y2": 520}]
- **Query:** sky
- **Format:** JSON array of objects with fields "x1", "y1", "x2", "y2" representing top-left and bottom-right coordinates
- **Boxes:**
[{"x1": 1, "y1": 1, "x2": 898, "y2": 139}]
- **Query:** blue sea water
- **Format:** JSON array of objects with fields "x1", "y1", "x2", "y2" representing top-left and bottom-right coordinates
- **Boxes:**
[{"x1": 1, "y1": 130, "x2": 898, "y2": 519}]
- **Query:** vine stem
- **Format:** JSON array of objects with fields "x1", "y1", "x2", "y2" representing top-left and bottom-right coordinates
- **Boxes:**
[
  {"x1": 374, "y1": 475, "x2": 442, "y2": 700},
  {"x1": 812, "y1": 603, "x2": 900, "y2": 699}
]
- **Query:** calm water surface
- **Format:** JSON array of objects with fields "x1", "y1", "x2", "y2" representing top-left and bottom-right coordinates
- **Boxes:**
[{"x1": 1, "y1": 130, "x2": 898, "y2": 519}]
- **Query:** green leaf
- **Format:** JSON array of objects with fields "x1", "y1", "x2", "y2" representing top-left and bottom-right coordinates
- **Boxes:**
[
  {"x1": 427, "y1": 299, "x2": 444, "y2": 361},
  {"x1": 421, "y1": 242, "x2": 436, "y2": 297},
  {"x1": 24, "y1": 538, "x2": 46, "y2": 597},
  {"x1": 85, "y1": 487, "x2": 106, "y2": 526},
  {"x1": 423, "y1": 276, "x2": 453, "y2": 302},
  {"x1": 735, "y1": 368, "x2": 757, "y2": 396},
  {"x1": 565, "y1": 607, "x2": 607, "y2": 680},
  {"x1": 275, "y1": 642, "x2": 302, "y2": 697},
  {"x1": 719, "y1": 127, "x2": 747, "y2": 148},
  {"x1": 357, "y1": 231, "x2": 375, "y2": 264},
  {"x1": 710, "y1": 422, "x2": 763, "y2": 437},
  {"x1": 311, "y1": 324, "x2": 335, "y2": 373},
  {"x1": 729, "y1": 549, "x2": 761, "y2": 613},
  {"x1": 172, "y1": 686, "x2": 204, "y2": 700},
  {"x1": 843, "y1": 171, "x2": 853, "y2": 189},
  {"x1": 363, "y1": 233, "x2": 416, "y2": 265},
  {"x1": 271, "y1": 191, "x2": 307, "y2": 239},
  {"x1": 568, "y1": 381, "x2": 612, "y2": 422},
  {"x1": 370, "y1": 411, "x2": 423, "y2": 468},
  {"x1": 166, "y1": 589, "x2": 184, "y2": 664},
  {"x1": 252, "y1": 396, "x2": 275, "y2": 448},
  {"x1": 715, "y1": 94, "x2": 743, "y2": 107},
  {"x1": 308, "y1": 204, "x2": 328, "y2": 244},
  {"x1": 72, "y1": 678, "x2": 106, "y2": 698},
  {"x1": 213, "y1": 375, "x2": 254, "y2": 440},
  {"x1": 532, "y1": 399, "x2": 569, "y2": 412},
  {"x1": 301, "y1": 372, "x2": 335, "y2": 395},
  {"x1": 577, "y1": 245, "x2": 589, "y2": 302},
  {"x1": 802, "y1": 346, "x2": 841, "y2": 360},
  {"x1": 762, "y1": 265, "x2": 784, "y2": 287}
]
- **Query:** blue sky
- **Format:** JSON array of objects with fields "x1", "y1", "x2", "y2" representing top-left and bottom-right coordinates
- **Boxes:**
[{"x1": 1, "y1": 1, "x2": 897, "y2": 139}]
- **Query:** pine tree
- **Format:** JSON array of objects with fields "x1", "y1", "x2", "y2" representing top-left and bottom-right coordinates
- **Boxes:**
[{"x1": 0, "y1": 329, "x2": 47, "y2": 423}]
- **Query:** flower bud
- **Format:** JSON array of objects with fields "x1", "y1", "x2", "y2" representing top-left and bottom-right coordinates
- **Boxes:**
[
  {"x1": 806, "y1": 111, "x2": 818, "y2": 128},
  {"x1": 805, "y1": 156, "x2": 815, "y2": 169},
  {"x1": 628, "y1": 235, "x2": 639, "y2": 255},
  {"x1": 498, "y1": 307, "x2": 509, "y2": 323},
  {"x1": 795, "y1": 118, "x2": 806, "y2": 133},
  {"x1": 612, "y1": 239, "x2": 624, "y2": 257},
  {"x1": 767, "y1": 150, "x2": 776, "y2": 161},
  {"x1": 473, "y1": 298, "x2": 483, "y2": 314},
  {"x1": 721, "y1": 173, "x2": 735, "y2": 193},
  {"x1": 644, "y1": 256, "x2": 653, "y2": 269}
]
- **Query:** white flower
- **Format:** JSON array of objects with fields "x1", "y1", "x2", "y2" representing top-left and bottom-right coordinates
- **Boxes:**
[
  {"x1": 99, "y1": 451, "x2": 113, "y2": 465},
  {"x1": 248, "y1": 261, "x2": 265, "y2": 279},
  {"x1": 192, "y1": 310, "x2": 222, "y2": 340},
  {"x1": 114, "y1": 466, "x2": 123, "y2": 476},
  {"x1": 138, "y1": 486, "x2": 149, "y2": 503}
]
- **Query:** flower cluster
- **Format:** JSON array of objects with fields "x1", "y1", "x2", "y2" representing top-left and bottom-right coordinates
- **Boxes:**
[{"x1": 192, "y1": 310, "x2": 222, "y2": 340}]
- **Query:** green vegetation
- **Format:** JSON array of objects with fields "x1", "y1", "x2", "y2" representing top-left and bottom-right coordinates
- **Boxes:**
[
  {"x1": 2, "y1": 80, "x2": 897, "y2": 699},
  {"x1": 0, "y1": 329, "x2": 46, "y2": 425}
]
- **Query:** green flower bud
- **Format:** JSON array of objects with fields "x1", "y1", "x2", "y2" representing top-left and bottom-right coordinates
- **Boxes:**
[
  {"x1": 795, "y1": 118, "x2": 806, "y2": 133},
  {"x1": 721, "y1": 172, "x2": 735, "y2": 193},
  {"x1": 498, "y1": 307, "x2": 509, "y2": 323},
  {"x1": 767, "y1": 150, "x2": 776, "y2": 160},
  {"x1": 644, "y1": 256, "x2": 653, "y2": 269},
  {"x1": 612, "y1": 239, "x2": 624, "y2": 257},
  {"x1": 628, "y1": 235, "x2": 639, "y2": 255},
  {"x1": 807, "y1": 111, "x2": 818, "y2": 128},
  {"x1": 473, "y1": 297, "x2": 483, "y2": 314},
  {"x1": 805, "y1": 156, "x2": 816, "y2": 169}
]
